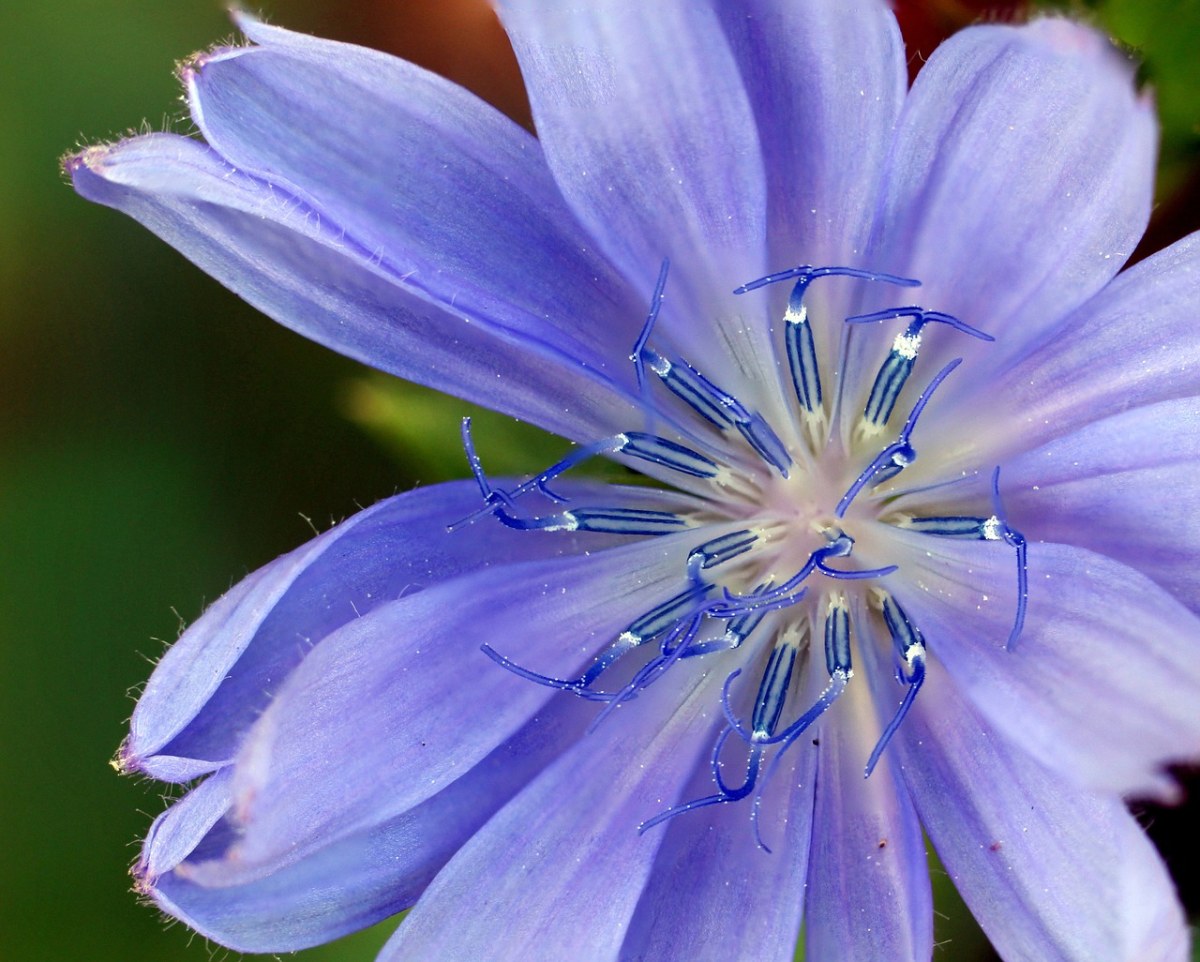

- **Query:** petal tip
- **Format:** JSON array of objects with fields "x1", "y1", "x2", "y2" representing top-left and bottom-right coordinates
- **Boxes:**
[
  {"x1": 1022, "y1": 16, "x2": 1136, "y2": 80},
  {"x1": 62, "y1": 143, "x2": 110, "y2": 182},
  {"x1": 112, "y1": 734, "x2": 151, "y2": 777}
]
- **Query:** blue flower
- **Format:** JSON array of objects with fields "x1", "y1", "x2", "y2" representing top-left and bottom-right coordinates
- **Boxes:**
[{"x1": 70, "y1": 3, "x2": 1200, "y2": 960}]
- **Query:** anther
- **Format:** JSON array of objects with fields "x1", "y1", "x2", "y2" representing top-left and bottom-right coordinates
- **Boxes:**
[
  {"x1": 622, "y1": 584, "x2": 715, "y2": 645},
  {"x1": 847, "y1": 308, "x2": 992, "y2": 431},
  {"x1": 685, "y1": 530, "x2": 759, "y2": 584},
  {"x1": 490, "y1": 505, "x2": 688, "y2": 536}
]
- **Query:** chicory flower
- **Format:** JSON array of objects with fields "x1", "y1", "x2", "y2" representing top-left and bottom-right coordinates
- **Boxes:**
[{"x1": 70, "y1": 2, "x2": 1200, "y2": 960}]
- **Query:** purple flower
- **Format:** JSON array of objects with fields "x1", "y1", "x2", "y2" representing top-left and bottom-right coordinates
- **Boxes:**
[{"x1": 70, "y1": 2, "x2": 1200, "y2": 959}]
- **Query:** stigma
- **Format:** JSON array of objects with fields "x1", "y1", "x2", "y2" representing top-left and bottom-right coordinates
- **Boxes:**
[{"x1": 457, "y1": 259, "x2": 1029, "y2": 847}]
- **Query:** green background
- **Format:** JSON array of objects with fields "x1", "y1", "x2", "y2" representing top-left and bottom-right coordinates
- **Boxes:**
[{"x1": 1, "y1": 1, "x2": 1196, "y2": 960}]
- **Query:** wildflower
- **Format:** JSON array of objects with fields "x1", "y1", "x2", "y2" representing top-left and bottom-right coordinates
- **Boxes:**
[{"x1": 70, "y1": 2, "x2": 1200, "y2": 960}]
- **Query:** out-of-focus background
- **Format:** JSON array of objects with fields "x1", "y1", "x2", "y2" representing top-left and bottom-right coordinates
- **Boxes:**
[{"x1": 1, "y1": 1, "x2": 1197, "y2": 960}]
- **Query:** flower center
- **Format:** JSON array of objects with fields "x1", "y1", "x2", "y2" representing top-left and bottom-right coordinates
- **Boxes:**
[{"x1": 458, "y1": 261, "x2": 1027, "y2": 848}]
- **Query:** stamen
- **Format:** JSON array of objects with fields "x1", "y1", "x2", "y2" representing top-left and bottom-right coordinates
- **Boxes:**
[
  {"x1": 835, "y1": 357, "x2": 962, "y2": 517},
  {"x1": 734, "y1": 265, "x2": 919, "y2": 438},
  {"x1": 458, "y1": 417, "x2": 722, "y2": 536},
  {"x1": 480, "y1": 582, "x2": 714, "y2": 705},
  {"x1": 732, "y1": 597, "x2": 853, "y2": 750},
  {"x1": 482, "y1": 502, "x2": 689, "y2": 536},
  {"x1": 750, "y1": 635, "x2": 800, "y2": 737},
  {"x1": 848, "y1": 308, "x2": 992, "y2": 431},
  {"x1": 587, "y1": 614, "x2": 704, "y2": 729},
  {"x1": 640, "y1": 625, "x2": 810, "y2": 838},
  {"x1": 630, "y1": 259, "x2": 793, "y2": 476},
  {"x1": 784, "y1": 286, "x2": 822, "y2": 415},
  {"x1": 634, "y1": 348, "x2": 792, "y2": 476},
  {"x1": 865, "y1": 592, "x2": 926, "y2": 777},
  {"x1": 619, "y1": 432, "x2": 719, "y2": 479},
  {"x1": 565, "y1": 507, "x2": 689, "y2": 536},
  {"x1": 734, "y1": 413, "x2": 793, "y2": 477},
  {"x1": 637, "y1": 350, "x2": 737, "y2": 429},
  {"x1": 636, "y1": 350, "x2": 793, "y2": 477},
  {"x1": 899, "y1": 515, "x2": 992, "y2": 538}
]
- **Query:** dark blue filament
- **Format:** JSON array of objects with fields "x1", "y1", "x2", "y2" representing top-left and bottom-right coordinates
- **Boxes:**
[
  {"x1": 453, "y1": 418, "x2": 692, "y2": 535},
  {"x1": 990, "y1": 466, "x2": 1028, "y2": 650},
  {"x1": 480, "y1": 583, "x2": 715, "y2": 703},
  {"x1": 453, "y1": 416, "x2": 719, "y2": 532},
  {"x1": 680, "y1": 584, "x2": 773, "y2": 658}
]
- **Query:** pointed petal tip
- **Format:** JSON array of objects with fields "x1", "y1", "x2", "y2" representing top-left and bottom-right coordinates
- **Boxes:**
[
  {"x1": 62, "y1": 143, "x2": 110, "y2": 182},
  {"x1": 110, "y1": 737, "x2": 137, "y2": 776}
]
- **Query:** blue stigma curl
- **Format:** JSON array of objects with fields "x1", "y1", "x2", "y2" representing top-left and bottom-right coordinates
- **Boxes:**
[
  {"x1": 457, "y1": 260, "x2": 1031, "y2": 843},
  {"x1": 897, "y1": 466, "x2": 1028, "y2": 650}
]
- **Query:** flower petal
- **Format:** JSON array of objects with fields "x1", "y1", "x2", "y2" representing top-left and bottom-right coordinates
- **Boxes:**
[
  {"x1": 497, "y1": 0, "x2": 782, "y2": 417},
  {"x1": 858, "y1": 18, "x2": 1156, "y2": 397},
  {"x1": 804, "y1": 656, "x2": 931, "y2": 962},
  {"x1": 717, "y1": 0, "x2": 905, "y2": 267},
  {"x1": 187, "y1": 17, "x2": 643, "y2": 385},
  {"x1": 225, "y1": 529, "x2": 708, "y2": 870},
  {"x1": 141, "y1": 693, "x2": 597, "y2": 952},
  {"x1": 123, "y1": 478, "x2": 644, "y2": 781},
  {"x1": 69, "y1": 135, "x2": 638, "y2": 441},
  {"x1": 894, "y1": 232, "x2": 1200, "y2": 490},
  {"x1": 997, "y1": 397, "x2": 1200, "y2": 610},
  {"x1": 971, "y1": 232, "x2": 1200, "y2": 456},
  {"x1": 379, "y1": 662, "x2": 722, "y2": 962},
  {"x1": 878, "y1": 652, "x2": 1189, "y2": 962},
  {"x1": 876, "y1": 531, "x2": 1200, "y2": 798}
]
